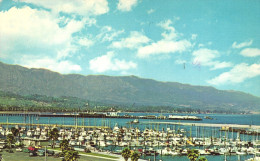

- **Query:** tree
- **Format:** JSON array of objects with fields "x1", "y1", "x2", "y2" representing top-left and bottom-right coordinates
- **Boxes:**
[
  {"x1": 130, "y1": 151, "x2": 140, "y2": 161},
  {"x1": 122, "y1": 147, "x2": 131, "y2": 161},
  {"x1": 198, "y1": 157, "x2": 208, "y2": 161},
  {"x1": 6, "y1": 134, "x2": 15, "y2": 151},
  {"x1": 11, "y1": 127, "x2": 20, "y2": 141},
  {"x1": 63, "y1": 150, "x2": 79, "y2": 161},
  {"x1": 49, "y1": 128, "x2": 59, "y2": 148},
  {"x1": 187, "y1": 149, "x2": 199, "y2": 161},
  {"x1": 60, "y1": 139, "x2": 69, "y2": 151},
  {"x1": 11, "y1": 127, "x2": 19, "y2": 137}
]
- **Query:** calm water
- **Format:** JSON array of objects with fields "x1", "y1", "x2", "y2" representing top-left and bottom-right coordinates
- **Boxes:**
[{"x1": 0, "y1": 113, "x2": 259, "y2": 161}]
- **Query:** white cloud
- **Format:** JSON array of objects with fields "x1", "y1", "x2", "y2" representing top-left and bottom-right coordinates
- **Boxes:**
[
  {"x1": 138, "y1": 40, "x2": 191, "y2": 58},
  {"x1": 192, "y1": 48, "x2": 232, "y2": 70},
  {"x1": 117, "y1": 0, "x2": 138, "y2": 12},
  {"x1": 137, "y1": 19, "x2": 192, "y2": 58},
  {"x1": 16, "y1": 0, "x2": 109, "y2": 16},
  {"x1": 240, "y1": 48, "x2": 260, "y2": 57},
  {"x1": 147, "y1": 9, "x2": 155, "y2": 14},
  {"x1": 19, "y1": 56, "x2": 82, "y2": 74},
  {"x1": 191, "y1": 34, "x2": 197, "y2": 40},
  {"x1": 158, "y1": 19, "x2": 177, "y2": 40},
  {"x1": 208, "y1": 63, "x2": 260, "y2": 85},
  {"x1": 0, "y1": 53, "x2": 7, "y2": 59},
  {"x1": 0, "y1": 6, "x2": 85, "y2": 59},
  {"x1": 89, "y1": 52, "x2": 137, "y2": 73},
  {"x1": 232, "y1": 40, "x2": 253, "y2": 49},
  {"x1": 111, "y1": 31, "x2": 150, "y2": 49},
  {"x1": 175, "y1": 59, "x2": 187, "y2": 65},
  {"x1": 192, "y1": 48, "x2": 219, "y2": 65},
  {"x1": 210, "y1": 61, "x2": 233, "y2": 70},
  {"x1": 57, "y1": 45, "x2": 78, "y2": 59},
  {"x1": 78, "y1": 37, "x2": 94, "y2": 48},
  {"x1": 198, "y1": 44, "x2": 204, "y2": 48},
  {"x1": 96, "y1": 26, "x2": 124, "y2": 42}
]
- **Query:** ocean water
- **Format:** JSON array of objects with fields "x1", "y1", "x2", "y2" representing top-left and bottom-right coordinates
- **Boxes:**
[{"x1": 0, "y1": 113, "x2": 259, "y2": 161}]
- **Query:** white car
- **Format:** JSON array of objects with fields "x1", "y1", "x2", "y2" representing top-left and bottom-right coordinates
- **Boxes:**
[{"x1": 16, "y1": 147, "x2": 23, "y2": 152}]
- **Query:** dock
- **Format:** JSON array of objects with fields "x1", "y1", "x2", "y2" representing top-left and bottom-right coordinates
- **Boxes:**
[
  {"x1": 0, "y1": 112, "x2": 202, "y2": 121},
  {"x1": 142, "y1": 121, "x2": 260, "y2": 129},
  {"x1": 0, "y1": 122, "x2": 109, "y2": 129}
]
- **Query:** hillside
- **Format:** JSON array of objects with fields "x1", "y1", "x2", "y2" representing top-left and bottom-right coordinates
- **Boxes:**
[{"x1": 0, "y1": 61, "x2": 259, "y2": 112}]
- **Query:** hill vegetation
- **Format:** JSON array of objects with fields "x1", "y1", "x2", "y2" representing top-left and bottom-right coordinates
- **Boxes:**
[
  {"x1": 0, "y1": 91, "x2": 246, "y2": 114},
  {"x1": 0, "y1": 61, "x2": 259, "y2": 113}
]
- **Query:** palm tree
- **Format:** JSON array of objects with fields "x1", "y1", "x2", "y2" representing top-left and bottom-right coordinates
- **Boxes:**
[
  {"x1": 187, "y1": 149, "x2": 199, "y2": 161},
  {"x1": 122, "y1": 147, "x2": 131, "y2": 161},
  {"x1": 63, "y1": 150, "x2": 79, "y2": 161},
  {"x1": 130, "y1": 151, "x2": 140, "y2": 161},
  {"x1": 11, "y1": 127, "x2": 19, "y2": 137},
  {"x1": 6, "y1": 134, "x2": 15, "y2": 151},
  {"x1": 49, "y1": 128, "x2": 59, "y2": 148},
  {"x1": 11, "y1": 127, "x2": 20, "y2": 142},
  {"x1": 60, "y1": 139, "x2": 69, "y2": 151}
]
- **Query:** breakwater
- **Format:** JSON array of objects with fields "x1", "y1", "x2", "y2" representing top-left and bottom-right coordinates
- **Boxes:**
[{"x1": 0, "y1": 112, "x2": 202, "y2": 121}]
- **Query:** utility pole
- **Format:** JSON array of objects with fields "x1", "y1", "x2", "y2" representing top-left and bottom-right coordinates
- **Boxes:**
[{"x1": 45, "y1": 146, "x2": 47, "y2": 161}]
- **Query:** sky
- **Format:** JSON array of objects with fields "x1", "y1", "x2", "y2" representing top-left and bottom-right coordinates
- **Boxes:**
[{"x1": 0, "y1": 0, "x2": 260, "y2": 97}]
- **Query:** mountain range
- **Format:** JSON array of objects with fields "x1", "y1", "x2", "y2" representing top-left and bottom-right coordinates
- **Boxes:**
[{"x1": 0, "y1": 61, "x2": 259, "y2": 112}]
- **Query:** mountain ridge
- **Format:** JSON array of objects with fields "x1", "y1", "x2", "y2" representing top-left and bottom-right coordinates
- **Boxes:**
[{"x1": 0, "y1": 61, "x2": 259, "y2": 112}]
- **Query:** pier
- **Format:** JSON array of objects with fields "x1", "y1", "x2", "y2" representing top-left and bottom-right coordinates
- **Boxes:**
[
  {"x1": 0, "y1": 112, "x2": 203, "y2": 121},
  {"x1": 143, "y1": 121, "x2": 260, "y2": 129},
  {"x1": 0, "y1": 122, "x2": 109, "y2": 129}
]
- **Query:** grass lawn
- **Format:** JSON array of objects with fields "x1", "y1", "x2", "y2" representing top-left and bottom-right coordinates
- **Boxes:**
[
  {"x1": 48, "y1": 147, "x2": 119, "y2": 159},
  {"x1": 0, "y1": 149, "x2": 118, "y2": 161},
  {"x1": 79, "y1": 152, "x2": 119, "y2": 159}
]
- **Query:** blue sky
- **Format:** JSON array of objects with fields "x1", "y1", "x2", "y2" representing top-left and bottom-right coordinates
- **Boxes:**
[{"x1": 0, "y1": 0, "x2": 260, "y2": 96}]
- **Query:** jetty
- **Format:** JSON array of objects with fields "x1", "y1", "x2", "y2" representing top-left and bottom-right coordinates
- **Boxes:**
[
  {"x1": 0, "y1": 122, "x2": 109, "y2": 129},
  {"x1": 143, "y1": 121, "x2": 260, "y2": 129},
  {"x1": 0, "y1": 112, "x2": 202, "y2": 121}
]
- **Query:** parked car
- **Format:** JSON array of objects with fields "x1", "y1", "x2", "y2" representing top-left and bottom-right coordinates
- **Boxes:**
[
  {"x1": 53, "y1": 152, "x2": 60, "y2": 158},
  {"x1": 16, "y1": 147, "x2": 23, "y2": 152},
  {"x1": 5, "y1": 149, "x2": 14, "y2": 153},
  {"x1": 37, "y1": 149, "x2": 45, "y2": 156},
  {"x1": 29, "y1": 152, "x2": 37, "y2": 157},
  {"x1": 47, "y1": 150, "x2": 55, "y2": 156},
  {"x1": 23, "y1": 148, "x2": 30, "y2": 153}
]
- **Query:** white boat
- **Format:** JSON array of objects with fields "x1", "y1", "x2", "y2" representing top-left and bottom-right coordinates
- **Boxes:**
[
  {"x1": 199, "y1": 149, "x2": 210, "y2": 155},
  {"x1": 246, "y1": 152, "x2": 260, "y2": 161},
  {"x1": 236, "y1": 151, "x2": 246, "y2": 155},
  {"x1": 27, "y1": 130, "x2": 34, "y2": 137},
  {"x1": 131, "y1": 119, "x2": 139, "y2": 124},
  {"x1": 219, "y1": 148, "x2": 229, "y2": 155}
]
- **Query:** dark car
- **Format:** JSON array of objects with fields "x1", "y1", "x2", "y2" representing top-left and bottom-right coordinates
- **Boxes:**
[
  {"x1": 47, "y1": 150, "x2": 55, "y2": 156},
  {"x1": 53, "y1": 152, "x2": 61, "y2": 158},
  {"x1": 29, "y1": 152, "x2": 37, "y2": 157}
]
